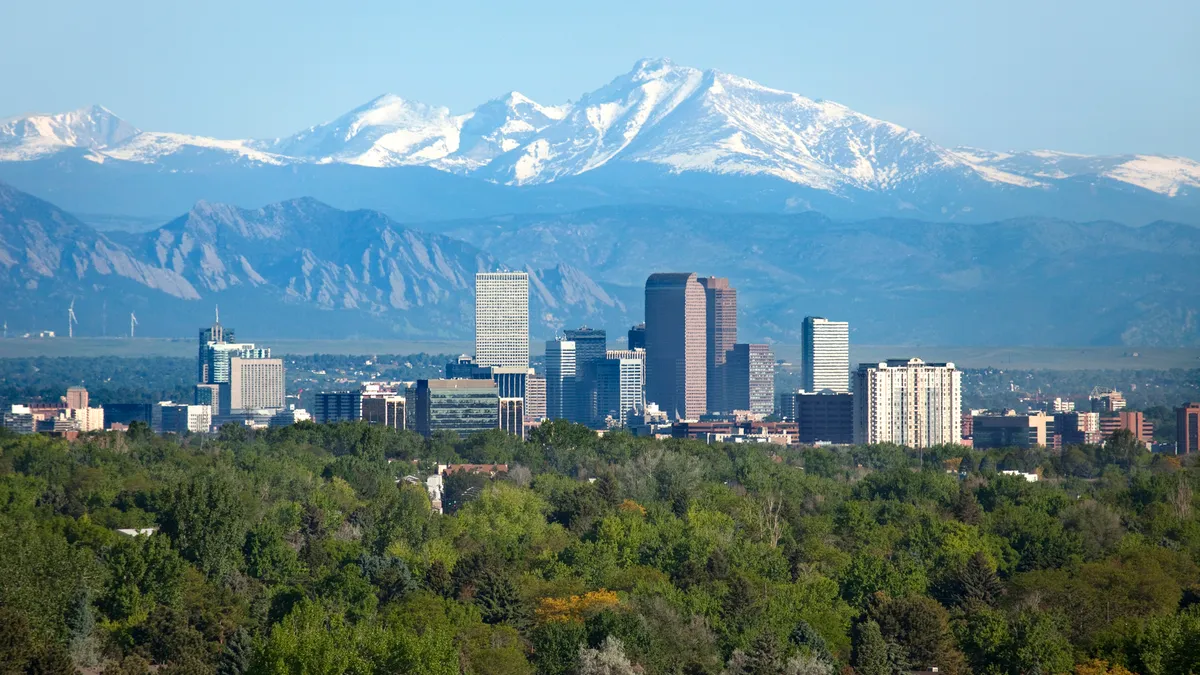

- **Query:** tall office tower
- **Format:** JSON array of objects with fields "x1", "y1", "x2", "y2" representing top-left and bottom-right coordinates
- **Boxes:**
[
  {"x1": 802, "y1": 317, "x2": 850, "y2": 393},
  {"x1": 628, "y1": 323, "x2": 646, "y2": 350},
  {"x1": 645, "y1": 273, "x2": 706, "y2": 420},
  {"x1": 699, "y1": 277, "x2": 737, "y2": 412},
  {"x1": 1178, "y1": 403, "x2": 1200, "y2": 454},
  {"x1": 198, "y1": 311, "x2": 234, "y2": 383},
  {"x1": 415, "y1": 379, "x2": 499, "y2": 438},
  {"x1": 525, "y1": 375, "x2": 547, "y2": 421},
  {"x1": 205, "y1": 344, "x2": 270, "y2": 385},
  {"x1": 223, "y1": 357, "x2": 285, "y2": 412},
  {"x1": 314, "y1": 392, "x2": 363, "y2": 424},
  {"x1": 564, "y1": 326, "x2": 606, "y2": 424},
  {"x1": 545, "y1": 338, "x2": 577, "y2": 421},
  {"x1": 726, "y1": 344, "x2": 775, "y2": 415},
  {"x1": 597, "y1": 356, "x2": 645, "y2": 427},
  {"x1": 475, "y1": 272, "x2": 529, "y2": 369},
  {"x1": 606, "y1": 348, "x2": 646, "y2": 399},
  {"x1": 65, "y1": 386, "x2": 89, "y2": 410},
  {"x1": 362, "y1": 396, "x2": 406, "y2": 430},
  {"x1": 853, "y1": 358, "x2": 962, "y2": 448},
  {"x1": 499, "y1": 398, "x2": 525, "y2": 439}
]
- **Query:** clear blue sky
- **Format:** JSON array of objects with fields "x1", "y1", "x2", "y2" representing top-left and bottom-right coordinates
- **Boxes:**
[{"x1": 1, "y1": 0, "x2": 1196, "y2": 157}]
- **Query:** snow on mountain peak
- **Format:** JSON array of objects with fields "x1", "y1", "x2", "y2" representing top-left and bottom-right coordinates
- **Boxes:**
[{"x1": 0, "y1": 104, "x2": 140, "y2": 160}]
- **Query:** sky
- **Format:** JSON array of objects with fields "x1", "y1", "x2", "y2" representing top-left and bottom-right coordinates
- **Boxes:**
[{"x1": 1, "y1": 0, "x2": 1197, "y2": 157}]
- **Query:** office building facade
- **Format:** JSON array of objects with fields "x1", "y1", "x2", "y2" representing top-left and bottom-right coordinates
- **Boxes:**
[
  {"x1": 564, "y1": 327, "x2": 606, "y2": 424},
  {"x1": 153, "y1": 402, "x2": 212, "y2": 434},
  {"x1": 414, "y1": 379, "x2": 499, "y2": 438},
  {"x1": 499, "y1": 397, "x2": 525, "y2": 439},
  {"x1": 645, "y1": 272, "x2": 707, "y2": 420},
  {"x1": 1055, "y1": 411, "x2": 1102, "y2": 446},
  {"x1": 1090, "y1": 389, "x2": 1127, "y2": 413},
  {"x1": 597, "y1": 356, "x2": 645, "y2": 427},
  {"x1": 198, "y1": 314, "x2": 234, "y2": 383},
  {"x1": 802, "y1": 317, "x2": 850, "y2": 394},
  {"x1": 973, "y1": 412, "x2": 1054, "y2": 449},
  {"x1": 628, "y1": 323, "x2": 646, "y2": 350},
  {"x1": 223, "y1": 357, "x2": 285, "y2": 412},
  {"x1": 853, "y1": 358, "x2": 962, "y2": 448},
  {"x1": 795, "y1": 391, "x2": 854, "y2": 444},
  {"x1": 65, "y1": 386, "x2": 89, "y2": 410},
  {"x1": 475, "y1": 272, "x2": 529, "y2": 369},
  {"x1": 1178, "y1": 403, "x2": 1200, "y2": 454},
  {"x1": 446, "y1": 355, "x2": 492, "y2": 380},
  {"x1": 362, "y1": 396, "x2": 406, "y2": 430},
  {"x1": 525, "y1": 375, "x2": 547, "y2": 421},
  {"x1": 699, "y1": 277, "x2": 737, "y2": 413},
  {"x1": 314, "y1": 391, "x2": 363, "y2": 424},
  {"x1": 545, "y1": 338, "x2": 577, "y2": 421},
  {"x1": 726, "y1": 344, "x2": 775, "y2": 416}
]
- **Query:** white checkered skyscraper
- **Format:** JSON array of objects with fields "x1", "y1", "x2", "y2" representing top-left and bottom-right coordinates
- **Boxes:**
[{"x1": 474, "y1": 272, "x2": 530, "y2": 369}]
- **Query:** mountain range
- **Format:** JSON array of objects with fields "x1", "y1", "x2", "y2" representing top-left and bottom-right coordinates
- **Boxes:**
[
  {"x1": 2, "y1": 180, "x2": 1198, "y2": 347},
  {"x1": 1, "y1": 58, "x2": 1197, "y2": 227}
]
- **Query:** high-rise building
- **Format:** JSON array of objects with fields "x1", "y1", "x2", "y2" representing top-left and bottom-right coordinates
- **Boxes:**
[
  {"x1": 475, "y1": 272, "x2": 529, "y2": 369},
  {"x1": 1099, "y1": 411, "x2": 1153, "y2": 446},
  {"x1": 606, "y1": 349, "x2": 646, "y2": 401},
  {"x1": 194, "y1": 383, "x2": 220, "y2": 408},
  {"x1": 628, "y1": 323, "x2": 646, "y2": 350},
  {"x1": 597, "y1": 356, "x2": 645, "y2": 427},
  {"x1": 314, "y1": 392, "x2": 363, "y2": 424},
  {"x1": 794, "y1": 391, "x2": 854, "y2": 444},
  {"x1": 853, "y1": 358, "x2": 962, "y2": 448},
  {"x1": 726, "y1": 344, "x2": 775, "y2": 415},
  {"x1": 545, "y1": 338, "x2": 577, "y2": 421},
  {"x1": 524, "y1": 375, "x2": 547, "y2": 421},
  {"x1": 205, "y1": 343, "x2": 271, "y2": 385},
  {"x1": 104, "y1": 404, "x2": 152, "y2": 427},
  {"x1": 973, "y1": 412, "x2": 1054, "y2": 449},
  {"x1": 1055, "y1": 411, "x2": 1102, "y2": 446},
  {"x1": 222, "y1": 357, "x2": 285, "y2": 413},
  {"x1": 802, "y1": 317, "x2": 850, "y2": 394},
  {"x1": 499, "y1": 398, "x2": 525, "y2": 439},
  {"x1": 362, "y1": 396, "x2": 406, "y2": 430},
  {"x1": 1090, "y1": 388, "x2": 1127, "y2": 413},
  {"x1": 414, "y1": 379, "x2": 499, "y2": 438},
  {"x1": 490, "y1": 366, "x2": 528, "y2": 400},
  {"x1": 645, "y1": 273, "x2": 706, "y2": 420},
  {"x1": 1177, "y1": 403, "x2": 1200, "y2": 454},
  {"x1": 198, "y1": 311, "x2": 234, "y2": 383},
  {"x1": 699, "y1": 277, "x2": 737, "y2": 413},
  {"x1": 65, "y1": 386, "x2": 89, "y2": 410},
  {"x1": 564, "y1": 327, "x2": 606, "y2": 424}
]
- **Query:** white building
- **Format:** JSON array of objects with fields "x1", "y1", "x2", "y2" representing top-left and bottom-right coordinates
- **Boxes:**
[
  {"x1": 68, "y1": 406, "x2": 105, "y2": 432},
  {"x1": 853, "y1": 358, "x2": 962, "y2": 448},
  {"x1": 474, "y1": 272, "x2": 529, "y2": 369},
  {"x1": 545, "y1": 338, "x2": 576, "y2": 421},
  {"x1": 802, "y1": 317, "x2": 850, "y2": 393},
  {"x1": 225, "y1": 357, "x2": 285, "y2": 412},
  {"x1": 597, "y1": 356, "x2": 646, "y2": 427}
]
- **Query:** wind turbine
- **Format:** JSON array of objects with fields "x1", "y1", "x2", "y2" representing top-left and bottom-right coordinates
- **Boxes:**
[
  {"x1": 130, "y1": 312, "x2": 138, "y2": 338},
  {"x1": 67, "y1": 298, "x2": 78, "y2": 338}
]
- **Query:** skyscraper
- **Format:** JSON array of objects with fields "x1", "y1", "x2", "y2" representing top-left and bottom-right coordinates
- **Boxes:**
[
  {"x1": 699, "y1": 277, "x2": 737, "y2": 413},
  {"x1": 545, "y1": 338, "x2": 577, "y2": 421},
  {"x1": 564, "y1": 326, "x2": 606, "y2": 424},
  {"x1": 597, "y1": 356, "x2": 645, "y2": 427},
  {"x1": 524, "y1": 375, "x2": 547, "y2": 421},
  {"x1": 645, "y1": 273, "x2": 706, "y2": 420},
  {"x1": 802, "y1": 317, "x2": 850, "y2": 393},
  {"x1": 65, "y1": 386, "x2": 89, "y2": 410},
  {"x1": 475, "y1": 272, "x2": 529, "y2": 369},
  {"x1": 223, "y1": 357, "x2": 285, "y2": 412},
  {"x1": 853, "y1": 358, "x2": 962, "y2": 448},
  {"x1": 628, "y1": 323, "x2": 646, "y2": 350},
  {"x1": 198, "y1": 310, "x2": 234, "y2": 383},
  {"x1": 726, "y1": 344, "x2": 775, "y2": 415}
]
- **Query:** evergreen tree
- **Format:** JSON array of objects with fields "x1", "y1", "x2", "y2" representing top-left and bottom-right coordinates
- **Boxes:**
[
  {"x1": 853, "y1": 620, "x2": 892, "y2": 675},
  {"x1": 956, "y1": 552, "x2": 1005, "y2": 607},
  {"x1": 216, "y1": 628, "x2": 252, "y2": 675},
  {"x1": 789, "y1": 619, "x2": 833, "y2": 664}
]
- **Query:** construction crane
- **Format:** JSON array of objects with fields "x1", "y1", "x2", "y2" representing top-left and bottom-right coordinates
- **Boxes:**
[
  {"x1": 130, "y1": 312, "x2": 138, "y2": 338},
  {"x1": 67, "y1": 298, "x2": 78, "y2": 338}
]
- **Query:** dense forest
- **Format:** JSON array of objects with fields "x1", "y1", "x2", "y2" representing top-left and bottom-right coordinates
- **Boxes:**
[{"x1": 2, "y1": 421, "x2": 1200, "y2": 674}]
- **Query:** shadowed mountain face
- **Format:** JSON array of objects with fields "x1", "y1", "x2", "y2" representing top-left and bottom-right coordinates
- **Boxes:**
[{"x1": 1, "y1": 182, "x2": 1197, "y2": 346}]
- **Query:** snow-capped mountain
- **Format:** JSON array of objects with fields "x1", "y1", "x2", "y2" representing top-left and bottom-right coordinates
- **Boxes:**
[
  {"x1": 0, "y1": 105, "x2": 139, "y2": 161},
  {"x1": 0, "y1": 59, "x2": 1197, "y2": 222}
]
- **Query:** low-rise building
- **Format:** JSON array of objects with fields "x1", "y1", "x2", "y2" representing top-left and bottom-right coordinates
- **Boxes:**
[
  {"x1": 794, "y1": 391, "x2": 854, "y2": 445},
  {"x1": 973, "y1": 411, "x2": 1055, "y2": 450},
  {"x1": 314, "y1": 391, "x2": 363, "y2": 424},
  {"x1": 414, "y1": 379, "x2": 499, "y2": 438}
]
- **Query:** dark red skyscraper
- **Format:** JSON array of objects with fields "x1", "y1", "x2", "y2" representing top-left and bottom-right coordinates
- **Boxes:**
[{"x1": 699, "y1": 276, "x2": 737, "y2": 413}]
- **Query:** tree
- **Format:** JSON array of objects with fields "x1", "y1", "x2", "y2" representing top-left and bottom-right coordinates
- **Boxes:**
[
  {"x1": 160, "y1": 471, "x2": 247, "y2": 579},
  {"x1": 952, "y1": 552, "x2": 1005, "y2": 608},
  {"x1": 869, "y1": 594, "x2": 967, "y2": 675},
  {"x1": 853, "y1": 620, "x2": 902, "y2": 675},
  {"x1": 216, "y1": 628, "x2": 252, "y2": 675},
  {"x1": 789, "y1": 619, "x2": 833, "y2": 664},
  {"x1": 475, "y1": 569, "x2": 526, "y2": 627},
  {"x1": 578, "y1": 636, "x2": 638, "y2": 675}
]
